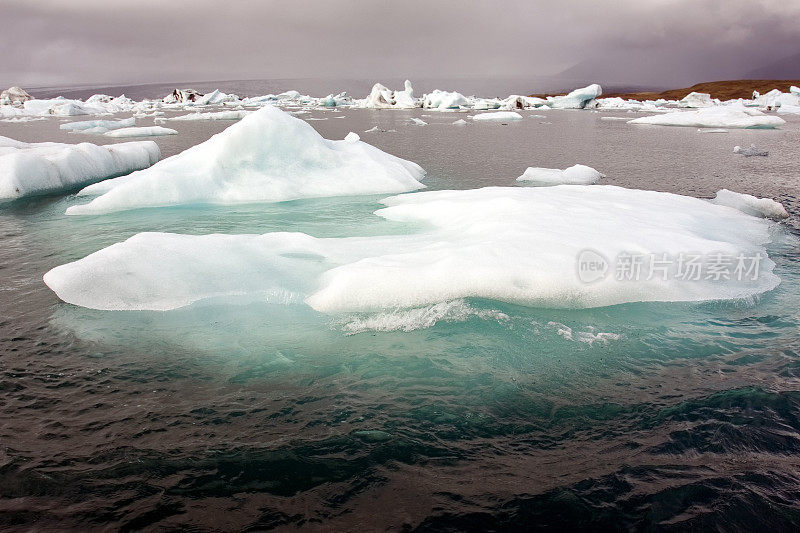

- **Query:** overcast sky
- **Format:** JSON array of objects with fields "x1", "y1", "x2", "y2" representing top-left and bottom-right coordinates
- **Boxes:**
[{"x1": 2, "y1": 0, "x2": 798, "y2": 89}]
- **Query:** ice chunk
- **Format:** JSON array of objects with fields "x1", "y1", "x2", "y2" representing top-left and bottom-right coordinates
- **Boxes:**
[
  {"x1": 472, "y1": 111, "x2": 523, "y2": 122},
  {"x1": 158, "y1": 110, "x2": 250, "y2": 121},
  {"x1": 1, "y1": 86, "x2": 32, "y2": 105},
  {"x1": 733, "y1": 144, "x2": 768, "y2": 157},
  {"x1": 46, "y1": 186, "x2": 780, "y2": 313},
  {"x1": 67, "y1": 105, "x2": 425, "y2": 214},
  {"x1": 362, "y1": 81, "x2": 418, "y2": 109},
  {"x1": 678, "y1": 92, "x2": 716, "y2": 108},
  {"x1": 422, "y1": 90, "x2": 470, "y2": 110},
  {"x1": 546, "y1": 84, "x2": 602, "y2": 109},
  {"x1": 0, "y1": 136, "x2": 159, "y2": 200},
  {"x1": 710, "y1": 189, "x2": 788, "y2": 220},
  {"x1": 104, "y1": 126, "x2": 178, "y2": 138},
  {"x1": 162, "y1": 89, "x2": 203, "y2": 104},
  {"x1": 452, "y1": 119, "x2": 467, "y2": 125},
  {"x1": 409, "y1": 118, "x2": 428, "y2": 126},
  {"x1": 697, "y1": 128, "x2": 728, "y2": 133},
  {"x1": 629, "y1": 107, "x2": 785, "y2": 129},
  {"x1": 516, "y1": 164, "x2": 603, "y2": 185},
  {"x1": 60, "y1": 118, "x2": 136, "y2": 134}
]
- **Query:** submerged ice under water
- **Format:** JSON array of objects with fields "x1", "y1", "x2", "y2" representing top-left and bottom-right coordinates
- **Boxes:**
[{"x1": 2, "y1": 105, "x2": 800, "y2": 530}]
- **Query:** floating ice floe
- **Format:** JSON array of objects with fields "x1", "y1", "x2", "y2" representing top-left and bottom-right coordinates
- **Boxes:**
[
  {"x1": 0, "y1": 136, "x2": 159, "y2": 200},
  {"x1": 104, "y1": 126, "x2": 178, "y2": 138},
  {"x1": 46, "y1": 185, "x2": 781, "y2": 312},
  {"x1": 1, "y1": 116, "x2": 47, "y2": 123},
  {"x1": 157, "y1": 110, "x2": 251, "y2": 121},
  {"x1": 733, "y1": 144, "x2": 768, "y2": 157},
  {"x1": 516, "y1": 164, "x2": 604, "y2": 185},
  {"x1": 628, "y1": 107, "x2": 785, "y2": 129},
  {"x1": 452, "y1": 119, "x2": 467, "y2": 125},
  {"x1": 472, "y1": 111, "x2": 523, "y2": 122},
  {"x1": 697, "y1": 128, "x2": 728, "y2": 133},
  {"x1": 67, "y1": 106, "x2": 425, "y2": 214},
  {"x1": 60, "y1": 118, "x2": 136, "y2": 134},
  {"x1": 409, "y1": 118, "x2": 428, "y2": 126},
  {"x1": 710, "y1": 189, "x2": 788, "y2": 220}
]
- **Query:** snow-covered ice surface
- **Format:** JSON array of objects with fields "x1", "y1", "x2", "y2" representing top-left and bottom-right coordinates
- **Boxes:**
[
  {"x1": 0, "y1": 136, "x2": 159, "y2": 200},
  {"x1": 629, "y1": 107, "x2": 785, "y2": 129},
  {"x1": 45, "y1": 185, "x2": 780, "y2": 312},
  {"x1": 67, "y1": 106, "x2": 425, "y2": 214},
  {"x1": 516, "y1": 164, "x2": 603, "y2": 185},
  {"x1": 710, "y1": 189, "x2": 788, "y2": 220}
]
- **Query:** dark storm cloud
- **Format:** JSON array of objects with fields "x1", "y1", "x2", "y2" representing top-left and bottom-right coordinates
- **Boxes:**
[{"x1": 1, "y1": 0, "x2": 798, "y2": 89}]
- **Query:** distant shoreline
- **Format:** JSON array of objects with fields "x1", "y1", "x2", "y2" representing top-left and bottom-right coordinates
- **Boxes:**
[{"x1": 531, "y1": 79, "x2": 800, "y2": 101}]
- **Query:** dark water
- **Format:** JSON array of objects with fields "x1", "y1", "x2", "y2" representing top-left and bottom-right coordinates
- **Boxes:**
[{"x1": 2, "y1": 107, "x2": 800, "y2": 531}]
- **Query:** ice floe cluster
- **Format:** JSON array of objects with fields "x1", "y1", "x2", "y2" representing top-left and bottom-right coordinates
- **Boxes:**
[{"x1": 1, "y1": 80, "x2": 797, "y2": 130}]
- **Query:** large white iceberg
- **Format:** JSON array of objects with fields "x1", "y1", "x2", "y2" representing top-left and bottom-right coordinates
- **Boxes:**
[
  {"x1": 67, "y1": 105, "x2": 425, "y2": 214},
  {"x1": 710, "y1": 189, "x2": 788, "y2": 220},
  {"x1": 46, "y1": 185, "x2": 780, "y2": 312},
  {"x1": 629, "y1": 107, "x2": 785, "y2": 129},
  {"x1": 516, "y1": 164, "x2": 603, "y2": 185},
  {"x1": 0, "y1": 136, "x2": 159, "y2": 200}
]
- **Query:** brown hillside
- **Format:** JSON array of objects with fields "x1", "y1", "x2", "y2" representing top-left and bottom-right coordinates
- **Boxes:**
[{"x1": 530, "y1": 80, "x2": 800, "y2": 101}]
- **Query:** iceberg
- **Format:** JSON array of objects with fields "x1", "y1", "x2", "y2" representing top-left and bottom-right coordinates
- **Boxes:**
[
  {"x1": 516, "y1": 164, "x2": 603, "y2": 185},
  {"x1": 422, "y1": 90, "x2": 470, "y2": 110},
  {"x1": 162, "y1": 89, "x2": 203, "y2": 104},
  {"x1": 710, "y1": 189, "x2": 788, "y2": 220},
  {"x1": 628, "y1": 107, "x2": 785, "y2": 129},
  {"x1": 409, "y1": 118, "x2": 428, "y2": 126},
  {"x1": 0, "y1": 136, "x2": 159, "y2": 200},
  {"x1": 546, "y1": 84, "x2": 603, "y2": 109},
  {"x1": 678, "y1": 92, "x2": 716, "y2": 108},
  {"x1": 104, "y1": 126, "x2": 178, "y2": 138},
  {"x1": 472, "y1": 111, "x2": 523, "y2": 122},
  {"x1": 733, "y1": 144, "x2": 768, "y2": 157},
  {"x1": 452, "y1": 119, "x2": 468, "y2": 125},
  {"x1": 60, "y1": 118, "x2": 136, "y2": 134},
  {"x1": 362, "y1": 81, "x2": 418, "y2": 109},
  {"x1": 67, "y1": 106, "x2": 425, "y2": 214},
  {"x1": 45, "y1": 185, "x2": 780, "y2": 312},
  {"x1": 1, "y1": 86, "x2": 32, "y2": 105}
]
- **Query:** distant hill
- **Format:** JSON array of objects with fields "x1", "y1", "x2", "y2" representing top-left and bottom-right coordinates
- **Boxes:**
[{"x1": 600, "y1": 80, "x2": 800, "y2": 101}]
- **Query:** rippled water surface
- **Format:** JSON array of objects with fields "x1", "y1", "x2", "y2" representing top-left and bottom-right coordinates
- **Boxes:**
[{"x1": 2, "y1": 105, "x2": 800, "y2": 531}]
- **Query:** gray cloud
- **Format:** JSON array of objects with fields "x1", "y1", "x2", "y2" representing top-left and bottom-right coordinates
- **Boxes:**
[{"x1": 1, "y1": 0, "x2": 798, "y2": 90}]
